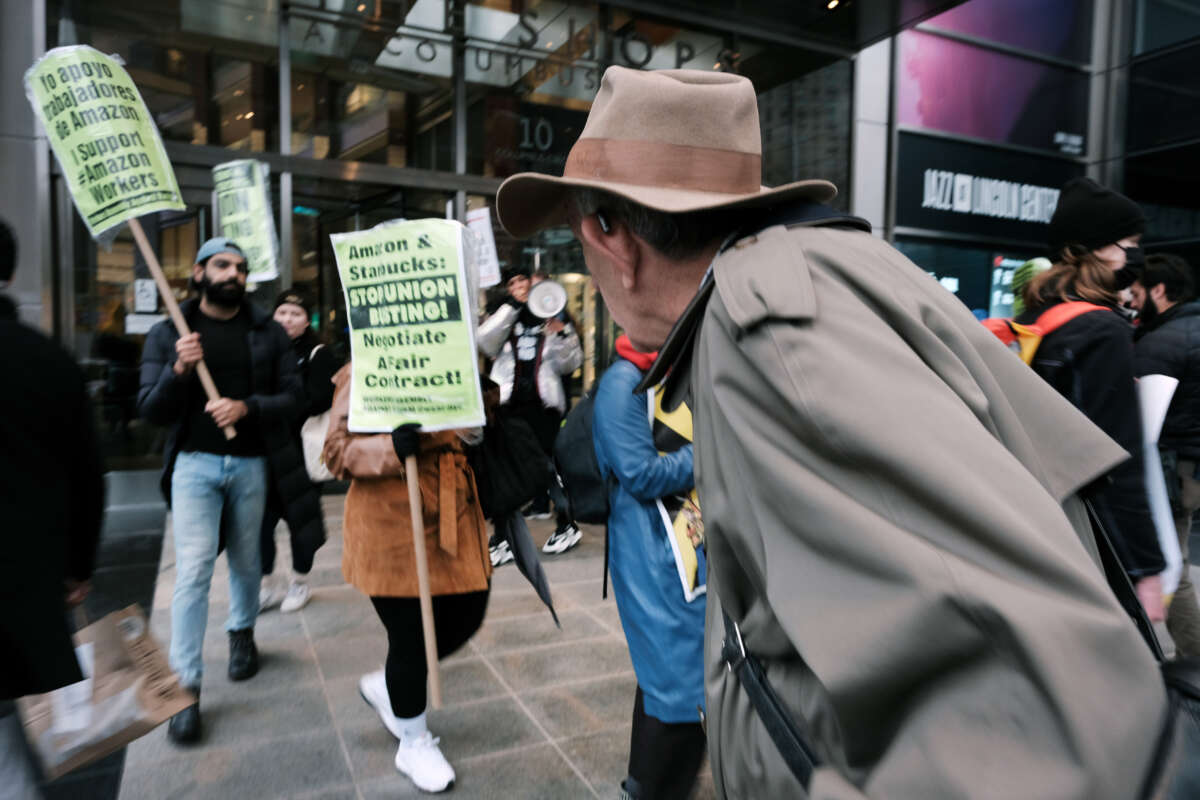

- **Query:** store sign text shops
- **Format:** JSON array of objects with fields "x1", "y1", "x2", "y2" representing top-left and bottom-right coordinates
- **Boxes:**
[{"x1": 357, "y1": 7, "x2": 740, "y2": 91}]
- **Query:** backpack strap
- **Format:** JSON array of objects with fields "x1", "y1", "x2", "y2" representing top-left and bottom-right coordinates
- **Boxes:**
[{"x1": 1033, "y1": 302, "x2": 1109, "y2": 335}]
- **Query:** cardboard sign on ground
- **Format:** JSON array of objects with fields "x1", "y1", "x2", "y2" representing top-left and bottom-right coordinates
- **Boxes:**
[{"x1": 19, "y1": 606, "x2": 194, "y2": 780}]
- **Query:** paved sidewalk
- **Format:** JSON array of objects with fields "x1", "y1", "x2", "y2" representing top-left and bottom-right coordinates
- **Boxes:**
[{"x1": 120, "y1": 496, "x2": 715, "y2": 799}]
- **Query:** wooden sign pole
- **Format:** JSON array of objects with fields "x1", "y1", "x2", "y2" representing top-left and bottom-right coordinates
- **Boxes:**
[
  {"x1": 405, "y1": 454, "x2": 442, "y2": 709},
  {"x1": 128, "y1": 218, "x2": 236, "y2": 440}
]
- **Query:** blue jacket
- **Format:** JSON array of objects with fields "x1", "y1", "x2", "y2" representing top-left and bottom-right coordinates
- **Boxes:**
[{"x1": 593, "y1": 358, "x2": 706, "y2": 723}]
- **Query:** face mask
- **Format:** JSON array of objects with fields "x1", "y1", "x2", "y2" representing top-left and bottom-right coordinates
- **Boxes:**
[{"x1": 1112, "y1": 245, "x2": 1145, "y2": 290}]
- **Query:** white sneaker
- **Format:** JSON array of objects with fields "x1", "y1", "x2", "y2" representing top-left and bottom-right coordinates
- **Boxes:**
[
  {"x1": 394, "y1": 731, "x2": 455, "y2": 793},
  {"x1": 542, "y1": 522, "x2": 582, "y2": 554},
  {"x1": 258, "y1": 577, "x2": 283, "y2": 613},
  {"x1": 489, "y1": 539, "x2": 514, "y2": 567},
  {"x1": 280, "y1": 580, "x2": 311, "y2": 612},
  {"x1": 358, "y1": 670, "x2": 404, "y2": 740}
]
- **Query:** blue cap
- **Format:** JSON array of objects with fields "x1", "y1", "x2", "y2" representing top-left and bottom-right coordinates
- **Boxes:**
[{"x1": 195, "y1": 237, "x2": 245, "y2": 265}]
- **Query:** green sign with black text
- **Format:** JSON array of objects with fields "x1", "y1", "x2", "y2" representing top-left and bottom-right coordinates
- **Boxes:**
[
  {"x1": 24, "y1": 46, "x2": 184, "y2": 237},
  {"x1": 331, "y1": 219, "x2": 485, "y2": 433},
  {"x1": 213, "y1": 159, "x2": 279, "y2": 282}
]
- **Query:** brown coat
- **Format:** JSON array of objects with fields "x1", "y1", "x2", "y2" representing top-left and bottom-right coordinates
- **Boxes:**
[{"x1": 322, "y1": 365, "x2": 491, "y2": 597}]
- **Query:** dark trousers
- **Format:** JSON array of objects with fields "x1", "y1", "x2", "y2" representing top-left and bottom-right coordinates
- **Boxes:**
[
  {"x1": 369, "y1": 590, "x2": 490, "y2": 718},
  {"x1": 259, "y1": 490, "x2": 312, "y2": 576},
  {"x1": 512, "y1": 404, "x2": 572, "y2": 528},
  {"x1": 623, "y1": 687, "x2": 706, "y2": 800}
]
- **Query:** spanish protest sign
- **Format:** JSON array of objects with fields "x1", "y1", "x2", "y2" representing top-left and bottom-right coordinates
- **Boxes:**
[
  {"x1": 331, "y1": 219, "x2": 486, "y2": 433},
  {"x1": 24, "y1": 46, "x2": 184, "y2": 238},
  {"x1": 213, "y1": 159, "x2": 279, "y2": 283}
]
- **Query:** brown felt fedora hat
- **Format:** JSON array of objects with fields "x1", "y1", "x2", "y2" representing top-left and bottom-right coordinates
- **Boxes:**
[{"x1": 496, "y1": 66, "x2": 837, "y2": 239}]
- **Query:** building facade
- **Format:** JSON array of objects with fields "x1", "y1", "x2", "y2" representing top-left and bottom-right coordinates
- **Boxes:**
[{"x1": 20, "y1": 0, "x2": 1197, "y2": 476}]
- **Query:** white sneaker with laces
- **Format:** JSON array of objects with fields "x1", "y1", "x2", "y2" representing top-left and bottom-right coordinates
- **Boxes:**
[
  {"x1": 358, "y1": 670, "x2": 404, "y2": 740},
  {"x1": 490, "y1": 540, "x2": 514, "y2": 567},
  {"x1": 542, "y1": 522, "x2": 582, "y2": 554},
  {"x1": 258, "y1": 576, "x2": 283, "y2": 612},
  {"x1": 394, "y1": 731, "x2": 455, "y2": 793},
  {"x1": 280, "y1": 580, "x2": 311, "y2": 612}
]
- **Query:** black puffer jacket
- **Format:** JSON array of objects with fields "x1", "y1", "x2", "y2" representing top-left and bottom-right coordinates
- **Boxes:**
[
  {"x1": 1134, "y1": 301, "x2": 1200, "y2": 460},
  {"x1": 137, "y1": 299, "x2": 324, "y2": 566},
  {"x1": 1016, "y1": 301, "x2": 1165, "y2": 576}
]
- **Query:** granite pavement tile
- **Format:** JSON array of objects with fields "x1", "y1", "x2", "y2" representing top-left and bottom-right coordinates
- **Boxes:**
[
  {"x1": 518, "y1": 673, "x2": 638, "y2": 739},
  {"x1": 489, "y1": 636, "x2": 632, "y2": 693},
  {"x1": 360, "y1": 743, "x2": 592, "y2": 800},
  {"x1": 470, "y1": 607, "x2": 605, "y2": 654}
]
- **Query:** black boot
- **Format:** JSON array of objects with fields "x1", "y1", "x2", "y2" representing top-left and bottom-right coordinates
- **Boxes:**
[
  {"x1": 167, "y1": 687, "x2": 201, "y2": 744},
  {"x1": 228, "y1": 628, "x2": 259, "y2": 681}
]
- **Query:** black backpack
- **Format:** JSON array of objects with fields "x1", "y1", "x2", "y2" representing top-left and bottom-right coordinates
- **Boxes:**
[
  {"x1": 553, "y1": 391, "x2": 609, "y2": 524},
  {"x1": 467, "y1": 412, "x2": 553, "y2": 521}
]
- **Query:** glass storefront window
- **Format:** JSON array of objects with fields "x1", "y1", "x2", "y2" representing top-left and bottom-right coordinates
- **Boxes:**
[
  {"x1": 922, "y1": 0, "x2": 1094, "y2": 63},
  {"x1": 1135, "y1": 0, "x2": 1200, "y2": 56},
  {"x1": 759, "y1": 60, "x2": 852, "y2": 210},
  {"x1": 1125, "y1": 141, "x2": 1200, "y2": 245},
  {"x1": 1126, "y1": 41, "x2": 1200, "y2": 152},
  {"x1": 893, "y1": 237, "x2": 1037, "y2": 317},
  {"x1": 898, "y1": 30, "x2": 1090, "y2": 156}
]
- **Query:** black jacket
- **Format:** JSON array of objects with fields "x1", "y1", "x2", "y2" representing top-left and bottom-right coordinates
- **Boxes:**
[
  {"x1": 1, "y1": 296, "x2": 104, "y2": 699},
  {"x1": 1134, "y1": 301, "x2": 1200, "y2": 460},
  {"x1": 136, "y1": 299, "x2": 324, "y2": 566},
  {"x1": 1017, "y1": 301, "x2": 1165, "y2": 576}
]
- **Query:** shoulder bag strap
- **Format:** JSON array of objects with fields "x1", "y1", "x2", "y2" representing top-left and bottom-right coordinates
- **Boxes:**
[
  {"x1": 720, "y1": 611, "x2": 820, "y2": 788},
  {"x1": 1084, "y1": 499, "x2": 1166, "y2": 663}
]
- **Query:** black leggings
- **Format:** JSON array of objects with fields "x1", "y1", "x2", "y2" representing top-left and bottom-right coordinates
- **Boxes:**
[
  {"x1": 624, "y1": 686, "x2": 707, "y2": 800},
  {"x1": 369, "y1": 590, "x2": 490, "y2": 718}
]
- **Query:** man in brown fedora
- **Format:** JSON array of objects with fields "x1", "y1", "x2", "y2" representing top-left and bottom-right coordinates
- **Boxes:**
[{"x1": 496, "y1": 67, "x2": 1173, "y2": 799}]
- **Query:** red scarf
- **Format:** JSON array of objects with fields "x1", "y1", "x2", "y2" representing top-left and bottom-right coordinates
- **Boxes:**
[{"x1": 615, "y1": 334, "x2": 658, "y2": 372}]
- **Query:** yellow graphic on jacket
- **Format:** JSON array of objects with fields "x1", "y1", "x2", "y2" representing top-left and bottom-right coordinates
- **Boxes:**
[{"x1": 651, "y1": 386, "x2": 705, "y2": 601}]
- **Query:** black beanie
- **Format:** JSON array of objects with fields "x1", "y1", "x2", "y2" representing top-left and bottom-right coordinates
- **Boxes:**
[
  {"x1": 1047, "y1": 177, "x2": 1146, "y2": 258},
  {"x1": 274, "y1": 289, "x2": 312, "y2": 316},
  {"x1": 501, "y1": 264, "x2": 531, "y2": 284}
]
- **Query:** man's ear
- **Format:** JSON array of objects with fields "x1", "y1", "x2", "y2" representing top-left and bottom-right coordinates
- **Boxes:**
[
  {"x1": 1151, "y1": 283, "x2": 1169, "y2": 304},
  {"x1": 579, "y1": 215, "x2": 639, "y2": 290}
]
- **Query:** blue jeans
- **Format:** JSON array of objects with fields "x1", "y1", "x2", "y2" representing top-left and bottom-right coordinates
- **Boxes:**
[{"x1": 169, "y1": 452, "x2": 267, "y2": 688}]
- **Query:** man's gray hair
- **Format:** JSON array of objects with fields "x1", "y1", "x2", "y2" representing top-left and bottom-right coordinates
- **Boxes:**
[{"x1": 570, "y1": 188, "x2": 746, "y2": 260}]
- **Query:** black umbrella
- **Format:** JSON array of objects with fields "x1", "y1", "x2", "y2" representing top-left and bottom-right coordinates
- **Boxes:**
[{"x1": 494, "y1": 511, "x2": 559, "y2": 627}]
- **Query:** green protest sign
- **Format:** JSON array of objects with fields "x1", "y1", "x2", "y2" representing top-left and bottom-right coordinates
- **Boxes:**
[
  {"x1": 213, "y1": 160, "x2": 279, "y2": 283},
  {"x1": 332, "y1": 219, "x2": 486, "y2": 433},
  {"x1": 24, "y1": 46, "x2": 184, "y2": 238}
]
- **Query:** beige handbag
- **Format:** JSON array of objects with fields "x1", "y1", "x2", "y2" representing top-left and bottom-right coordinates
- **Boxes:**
[{"x1": 300, "y1": 344, "x2": 333, "y2": 482}]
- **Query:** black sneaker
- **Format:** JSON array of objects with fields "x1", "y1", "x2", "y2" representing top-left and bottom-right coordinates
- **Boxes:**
[
  {"x1": 227, "y1": 628, "x2": 259, "y2": 681},
  {"x1": 542, "y1": 522, "x2": 582, "y2": 554},
  {"x1": 167, "y1": 687, "x2": 201, "y2": 744}
]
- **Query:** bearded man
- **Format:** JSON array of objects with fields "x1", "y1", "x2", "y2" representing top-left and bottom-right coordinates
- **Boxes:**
[{"x1": 137, "y1": 237, "x2": 303, "y2": 744}]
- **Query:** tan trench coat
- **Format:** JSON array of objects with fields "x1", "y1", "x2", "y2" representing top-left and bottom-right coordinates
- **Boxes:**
[
  {"x1": 682, "y1": 224, "x2": 1168, "y2": 798},
  {"x1": 322, "y1": 365, "x2": 491, "y2": 597}
]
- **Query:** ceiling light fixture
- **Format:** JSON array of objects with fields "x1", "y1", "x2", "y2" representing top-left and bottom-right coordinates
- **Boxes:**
[{"x1": 828, "y1": 0, "x2": 839, "y2": 8}]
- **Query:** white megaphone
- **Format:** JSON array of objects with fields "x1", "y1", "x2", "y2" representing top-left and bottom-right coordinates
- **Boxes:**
[{"x1": 527, "y1": 280, "x2": 567, "y2": 319}]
